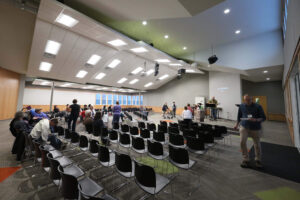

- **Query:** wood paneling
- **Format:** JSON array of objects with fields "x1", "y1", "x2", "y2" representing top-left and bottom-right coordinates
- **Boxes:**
[
  {"x1": 268, "y1": 113, "x2": 286, "y2": 122},
  {"x1": 0, "y1": 67, "x2": 20, "y2": 120},
  {"x1": 252, "y1": 96, "x2": 268, "y2": 120}
]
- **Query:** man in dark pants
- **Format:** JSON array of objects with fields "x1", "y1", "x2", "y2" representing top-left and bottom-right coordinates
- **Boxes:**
[
  {"x1": 112, "y1": 101, "x2": 122, "y2": 129},
  {"x1": 172, "y1": 101, "x2": 177, "y2": 118},
  {"x1": 68, "y1": 99, "x2": 80, "y2": 132}
]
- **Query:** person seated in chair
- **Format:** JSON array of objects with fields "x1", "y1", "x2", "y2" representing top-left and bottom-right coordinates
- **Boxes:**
[
  {"x1": 30, "y1": 108, "x2": 49, "y2": 120},
  {"x1": 30, "y1": 118, "x2": 63, "y2": 150},
  {"x1": 93, "y1": 111, "x2": 104, "y2": 136},
  {"x1": 83, "y1": 111, "x2": 93, "y2": 133}
]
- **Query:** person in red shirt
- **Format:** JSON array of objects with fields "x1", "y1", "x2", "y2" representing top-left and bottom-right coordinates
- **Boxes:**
[{"x1": 187, "y1": 103, "x2": 194, "y2": 118}]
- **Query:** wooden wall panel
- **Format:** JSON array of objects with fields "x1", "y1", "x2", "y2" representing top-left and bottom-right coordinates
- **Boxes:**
[
  {"x1": 268, "y1": 113, "x2": 286, "y2": 122},
  {"x1": 0, "y1": 67, "x2": 20, "y2": 120}
]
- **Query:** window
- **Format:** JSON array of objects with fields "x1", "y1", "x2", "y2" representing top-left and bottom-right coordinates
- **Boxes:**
[
  {"x1": 132, "y1": 96, "x2": 136, "y2": 105},
  {"x1": 123, "y1": 95, "x2": 127, "y2": 105},
  {"x1": 113, "y1": 95, "x2": 118, "y2": 105},
  {"x1": 282, "y1": 0, "x2": 289, "y2": 39},
  {"x1": 136, "y1": 95, "x2": 140, "y2": 105},
  {"x1": 118, "y1": 95, "x2": 122, "y2": 105},
  {"x1": 96, "y1": 94, "x2": 101, "y2": 105},
  {"x1": 108, "y1": 94, "x2": 112, "y2": 105},
  {"x1": 140, "y1": 95, "x2": 143, "y2": 105},
  {"x1": 102, "y1": 94, "x2": 106, "y2": 105},
  {"x1": 128, "y1": 96, "x2": 131, "y2": 105}
]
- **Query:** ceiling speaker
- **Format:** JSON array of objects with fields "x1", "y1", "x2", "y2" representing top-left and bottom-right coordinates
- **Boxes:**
[{"x1": 208, "y1": 55, "x2": 218, "y2": 64}]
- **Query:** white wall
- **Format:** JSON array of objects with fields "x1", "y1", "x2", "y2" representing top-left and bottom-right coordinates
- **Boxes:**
[
  {"x1": 23, "y1": 86, "x2": 132, "y2": 105},
  {"x1": 283, "y1": 0, "x2": 300, "y2": 83},
  {"x1": 186, "y1": 30, "x2": 283, "y2": 70},
  {"x1": 209, "y1": 71, "x2": 242, "y2": 120}
]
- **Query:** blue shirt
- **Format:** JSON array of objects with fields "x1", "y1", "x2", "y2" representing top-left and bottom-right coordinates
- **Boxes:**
[
  {"x1": 237, "y1": 103, "x2": 266, "y2": 130},
  {"x1": 30, "y1": 109, "x2": 49, "y2": 119},
  {"x1": 112, "y1": 105, "x2": 122, "y2": 115}
]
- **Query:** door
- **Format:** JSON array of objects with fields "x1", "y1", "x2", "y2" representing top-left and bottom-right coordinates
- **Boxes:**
[{"x1": 252, "y1": 96, "x2": 268, "y2": 120}]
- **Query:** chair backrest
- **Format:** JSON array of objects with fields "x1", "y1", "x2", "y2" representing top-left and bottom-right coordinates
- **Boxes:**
[
  {"x1": 153, "y1": 131, "x2": 165, "y2": 142},
  {"x1": 115, "y1": 152, "x2": 132, "y2": 173},
  {"x1": 65, "y1": 128, "x2": 72, "y2": 139},
  {"x1": 101, "y1": 127, "x2": 108, "y2": 138},
  {"x1": 147, "y1": 140, "x2": 163, "y2": 156},
  {"x1": 147, "y1": 123, "x2": 156, "y2": 132},
  {"x1": 140, "y1": 128, "x2": 150, "y2": 139},
  {"x1": 109, "y1": 130, "x2": 118, "y2": 140},
  {"x1": 183, "y1": 129, "x2": 197, "y2": 138},
  {"x1": 134, "y1": 160, "x2": 156, "y2": 188},
  {"x1": 168, "y1": 126, "x2": 179, "y2": 134},
  {"x1": 57, "y1": 126, "x2": 64, "y2": 136},
  {"x1": 98, "y1": 145, "x2": 109, "y2": 162},
  {"x1": 169, "y1": 122, "x2": 178, "y2": 128},
  {"x1": 131, "y1": 136, "x2": 145, "y2": 150},
  {"x1": 121, "y1": 124, "x2": 129, "y2": 132},
  {"x1": 79, "y1": 135, "x2": 88, "y2": 148},
  {"x1": 58, "y1": 165, "x2": 79, "y2": 199},
  {"x1": 113, "y1": 123, "x2": 119, "y2": 130},
  {"x1": 158, "y1": 124, "x2": 167, "y2": 133},
  {"x1": 138, "y1": 121, "x2": 145, "y2": 129},
  {"x1": 129, "y1": 126, "x2": 139, "y2": 135},
  {"x1": 160, "y1": 121, "x2": 168, "y2": 127},
  {"x1": 47, "y1": 153, "x2": 61, "y2": 180},
  {"x1": 93, "y1": 124, "x2": 101, "y2": 137},
  {"x1": 71, "y1": 132, "x2": 80, "y2": 143},
  {"x1": 89, "y1": 140, "x2": 99, "y2": 153},
  {"x1": 186, "y1": 136, "x2": 204, "y2": 151},
  {"x1": 169, "y1": 145, "x2": 189, "y2": 164},
  {"x1": 120, "y1": 133, "x2": 130, "y2": 145},
  {"x1": 39, "y1": 145, "x2": 50, "y2": 168},
  {"x1": 169, "y1": 133, "x2": 184, "y2": 146}
]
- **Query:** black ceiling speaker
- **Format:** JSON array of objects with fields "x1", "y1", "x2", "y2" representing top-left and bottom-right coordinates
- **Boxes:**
[
  {"x1": 177, "y1": 68, "x2": 186, "y2": 79},
  {"x1": 208, "y1": 55, "x2": 218, "y2": 64},
  {"x1": 154, "y1": 62, "x2": 159, "y2": 76}
]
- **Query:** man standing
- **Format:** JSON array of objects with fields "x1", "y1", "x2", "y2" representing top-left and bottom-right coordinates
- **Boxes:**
[
  {"x1": 162, "y1": 103, "x2": 168, "y2": 119},
  {"x1": 172, "y1": 101, "x2": 177, "y2": 118},
  {"x1": 234, "y1": 94, "x2": 266, "y2": 168},
  {"x1": 182, "y1": 106, "x2": 192, "y2": 128},
  {"x1": 68, "y1": 99, "x2": 80, "y2": 132},
  {"x1": 112, "y1": 101, "x2": 122, "y2": 128},
  {"x1": 209, "y1": 97, "x2": 218, "y2": 120}
]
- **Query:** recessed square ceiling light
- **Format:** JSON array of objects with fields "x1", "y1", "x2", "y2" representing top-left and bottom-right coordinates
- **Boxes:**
[
  {"x1": 55, "y1": 13, "x2": 78, "y2": 27},
  {"x1": 142, "y1": 21, "x2": 147, "y2": 25},
  {"x1": 61, "y1": 83, "x2": 71, "y2": 87},
  {"x1": 107, "y1": 39, "x2": 127, "y2": 46},
  {"x1": 131, "y1": 67, "x2": 143, "y2": 74},
  {"x1": 76, "y1": 70, "x2": 88, "y2": 78},
  {"x1": 41, "y1": 81, "x2": 51, "y2": 85},
  {"x1": 158, "y1": 74, "x2": 169, "y2": 80},
  {"x1": 130, "y1": 47, "x2": 148, "y2": 53},
  {"x1": 39, "y1": 62, "x2": 52, "y2": 72},
  {"x1": 183, "y1": 47, "x2": 187, "y2": 50},
  {"x1": 146, "y1": 69, "x2": 155, "y2": 75},
  {"x1": 164, "y1": 35, "x2": 169, "y2": 39},
  {"x1": 45, "y1": 40, "x2": 61, "y2": 55},
  {"x1": 235, "y1": 30, "x2": 241, "y2": 34},
  {"x1": 263, "y1": 70, "x2": 268, "y2": 73},
  {"x1": 117, "y1": 77, "x2": 127, "y2": 84},
  {"x1": 108, "y1": 59, "x2": 121, "y2": 68},
  {"x1": 95, "y1": 72, "x2": 106, "y2": 80},
  {"x1": 169, "y1": 63, "x2": 182, "y2": 66},
  {"x1": 155, "y1": 59, "x2": 170, "y2": 63},
  {"x1": 87, "y1": 54, "x2": 101, "y2": 65},
  {"x1": 186, "y1": 69, "x2": 195, "y2": 73},
  {"x1": 129, "y1": 79, "x2": 139, "y2": 84},
  {"x1": 102, "y1": 87, "x2": 108, "y2": 90},
  {"x1": 266, "y1": 78, "x2": 270, "y2": 80},
  {"x1": 224, "y1": 8, "x2": 230, "y2": 14},
  {"x1": 144, "y1": 82, "x2": 153, "y2": 88}
]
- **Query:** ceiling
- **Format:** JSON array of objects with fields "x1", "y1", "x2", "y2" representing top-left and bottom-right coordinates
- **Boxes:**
[
  {"x1": 27, "y1": 0, "x2": 203, "y2": 91},
  {"x1": 241, "y1": 65, "x2": 284, "y2": 82},
  {"x1": 63, "y1": 0, "x2": 282, "y2": 58}
]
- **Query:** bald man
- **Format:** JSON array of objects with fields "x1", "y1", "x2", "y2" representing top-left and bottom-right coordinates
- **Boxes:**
[{"x1": 234, "y1": 94, "x2": 266, "y2": 168}]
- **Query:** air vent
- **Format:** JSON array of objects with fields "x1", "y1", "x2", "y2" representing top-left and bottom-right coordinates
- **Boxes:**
[
  {"x1": 84, "y1": 63, "x2": 94, "y2": 69},
  {"x1": 43, "y1": 53, "x2": 56, "y2": 59}
]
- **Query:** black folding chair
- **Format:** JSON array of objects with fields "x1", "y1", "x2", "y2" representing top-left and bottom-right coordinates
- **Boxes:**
[
  {"x1": 169, "y1": 133, "x2": 185, "y2": 148},
  {"x1": 131, "y1": 136, "x2": 147, "y2": 154},
  {"x1": 168, "y1": 145, "x2": 195, "y2": 169}
]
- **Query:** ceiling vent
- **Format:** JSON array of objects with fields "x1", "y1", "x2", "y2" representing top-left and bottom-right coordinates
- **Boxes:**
[{"x1": 43, "y1": 52, "x2": 56, "y2": 59}]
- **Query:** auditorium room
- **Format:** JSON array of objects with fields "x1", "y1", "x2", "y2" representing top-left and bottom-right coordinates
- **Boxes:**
[{"x1": 0, "y1": 0, "x2": 300, "y2": 199}]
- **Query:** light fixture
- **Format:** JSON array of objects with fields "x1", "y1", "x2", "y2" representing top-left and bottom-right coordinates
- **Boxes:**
[
  {"x1": 169, "y1": 63, "x2": 182, "y2": 66},
  {"x1": 158, "y1": 74, "x2": 169, "y2": 80},
  {"x1": 76, "y1": 70, "x2": 88, "y2": 78},
  {"x1": 87, "y1": 54, "x2": 101, "y2": 65},
  {"x1": 131, "y1": 67, "x2": 143, "y2": 74},
  {"x1": 107, "y1": 39, "x2": 127, "y2": 46},
  {"x1": 144, "y1": 82, "x2": 153, "y2": 88},
  {"x1": 61, "y1": 83, "x2": 72, "y2": 87},
  {"x1": 117, "y1": 77, "x2": 127, "y2": 84},
  {"x1": 55, "y1": 13, "x2": 78, "y2": 27},
  {"x1": 186, "y1": 69, "x2": 195, "y2": 73},
  {"x1": 224, "y1": 8, "x2": 230, "y2": 14},
  {"x1": 266, "y1": 78, "x2": 270, "y2": 80},
  {"x1": 142, "y1": 21, "x2": 147, "y2": 25},
  {"x1": 146, "y1": 69, "x2": 154, "y2": 76},
  {"x1": 235, "y1": 30, "x2": 241, "y2": 34},
  {"x1": 102, "y1": 87, "x2": 108, "y2": 90},
  {"x1": 41, "y1": 81, "x2": 51, "y2": 85},
  {"x1": 155, "y1": 59, "x2": 170, "y2": 63},
  {"x1": 183, "y1": 47, "x2": 187, "y2": 50},
  {"x1": 107, "y1": 59, "x2": 121, "y2": 68},
  {"x1": 164, "y1": 35, "x2": 169, "y2": 39},
  {"x1": 263, "y1": 70, "x2": 268, "y2": 73},
  {"x1": 45, "y1": 40, "x2": 61, "y2": 55},
  {"x1": 129, "y1": 79, "x2": 139, "y2": 84},
  {"x1": 130, "y1": 47, "x2": 148, "y2": 53},
  {"x1": 112, "y1": 89, "x2": 117, "y2": 92},
  {"x1": 95, "y1": 72, "x2": 106, "y2": 80},
  {"x1": 39, "y1": 62, "x2": 52, "y2": 72}
]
